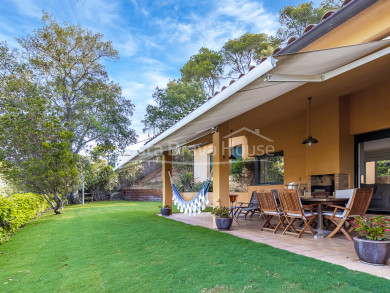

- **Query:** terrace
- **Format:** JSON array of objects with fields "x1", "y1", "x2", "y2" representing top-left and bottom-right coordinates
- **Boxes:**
[{"x1": 168, "y1": 212, "x2": 390, "y2": 280}]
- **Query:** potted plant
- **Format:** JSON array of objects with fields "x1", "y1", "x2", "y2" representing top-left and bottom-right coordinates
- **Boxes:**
[
  {"x1": 352, "y1": 215, "x2": 390, "y2": 265},
  {"x1": 159, "y1": 205, "x2": 171, "y2": 216},
  {"x1": 211, "y1": 206, "x2": 232, "y2": 230}
]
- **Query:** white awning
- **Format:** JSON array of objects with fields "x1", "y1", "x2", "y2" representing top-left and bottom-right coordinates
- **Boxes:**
[{"x1": 116, "y1": 39, "x2": 390, "y2": 169}]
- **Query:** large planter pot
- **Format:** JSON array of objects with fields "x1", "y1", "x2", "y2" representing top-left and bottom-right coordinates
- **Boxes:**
[
  {"x1": 160, "y1": 208, "x2": 171, "y2": 216},
  {"x1": 215, "y1": 217, "x2": 233, "y2": 230},
  {"x1": 353, "y1": 237, "x2": 390, "y2": 265}
]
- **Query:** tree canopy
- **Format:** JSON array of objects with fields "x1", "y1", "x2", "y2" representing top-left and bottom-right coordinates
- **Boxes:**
[
  {"x1": 0, "y1": 82, "x2": 77, "y2": 213},
  {"x1": 0, "y1": 14, "x2": 136, "y2": 208},
  {"x1": 277, "y1": 0, "x2": 343, "y2": 41},
  {"x1": 221, "y1": 33, "x2": 278, "y2": 75},
  {"x1": 180, "y1": 48, "x2": 224, "y2": 97},
  {"x1": 142, "y1": 80, "x2": 205, "y2": 135},
  {"x1": 18, "y1": 13, "x2": 136, "y2": 155}
]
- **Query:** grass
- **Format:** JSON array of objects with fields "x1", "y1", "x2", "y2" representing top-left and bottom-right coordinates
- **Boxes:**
[{"x1": 0, "y1": 201, "x2": 389, "y2": 292}]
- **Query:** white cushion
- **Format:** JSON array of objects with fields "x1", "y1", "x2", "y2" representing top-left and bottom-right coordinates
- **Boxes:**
[
  {"x1": 287, "y1": 211, "x2": 317, "y2": 218},
  {"x1": 335, "y1": 189, "x2": 354, "y2": 199},
  {"x1": 323, "y1": 211, "x2": 344, "y2": 218},
  {"x1": 263, "y1": 211, "x2": 283, "y2": 215}
]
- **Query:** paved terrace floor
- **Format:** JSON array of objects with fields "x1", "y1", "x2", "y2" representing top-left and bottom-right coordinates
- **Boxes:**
[{"x1": 167, "y1": 212, "x2": 390, "y2": 280}]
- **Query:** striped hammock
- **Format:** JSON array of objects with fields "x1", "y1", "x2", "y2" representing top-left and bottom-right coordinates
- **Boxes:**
[{"x1": 168, "y1": 171, "x2": 213, "y2": 216}]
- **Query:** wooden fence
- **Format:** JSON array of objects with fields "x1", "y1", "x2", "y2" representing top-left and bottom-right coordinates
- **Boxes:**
[{"x1": 122, "y1": 189, "x2": 162, "y2": 202}]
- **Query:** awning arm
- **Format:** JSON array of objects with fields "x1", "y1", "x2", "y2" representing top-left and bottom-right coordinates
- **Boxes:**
[{"x1": 265, "y1": 46, "x2": 390, "y2": 83}]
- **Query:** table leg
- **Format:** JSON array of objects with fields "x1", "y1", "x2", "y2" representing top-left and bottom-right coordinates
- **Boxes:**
[{"x1": 314, "y1": 203, "x2": 324, "y2": 239}]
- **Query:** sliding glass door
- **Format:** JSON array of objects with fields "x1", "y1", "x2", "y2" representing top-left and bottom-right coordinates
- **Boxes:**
[{"x1": 356, "y1": 130, "x2": 390, "y2": 211}]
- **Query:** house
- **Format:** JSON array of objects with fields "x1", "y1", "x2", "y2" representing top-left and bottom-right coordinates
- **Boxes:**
[{"x1": 116, "y1": 0, "x2": 390, "y2": 215}]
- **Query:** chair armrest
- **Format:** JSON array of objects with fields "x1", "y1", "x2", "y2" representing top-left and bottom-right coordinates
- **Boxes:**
[
  {"x1": 326, "y1": 205, "x2": 348, "y2": 219},
  {"x1": 302, "y1": 204, "x2": 318, "y2": 209},
  {"x1": 326, "y1": 204, "x2": 347, "y2": 210}
]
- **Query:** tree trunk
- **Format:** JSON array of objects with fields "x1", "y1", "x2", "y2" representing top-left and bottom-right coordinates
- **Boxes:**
[
  {"x1": 53, "y1": 192, "x2": 63, "y2": 214},
  {"x1": 42, "y1": 193, "x2": 62, "y2": 214}
]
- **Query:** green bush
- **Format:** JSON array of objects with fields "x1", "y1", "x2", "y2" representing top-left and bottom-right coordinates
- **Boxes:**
[{"x1": 0, "y1": 193, "x2": 50, "y2": 243}]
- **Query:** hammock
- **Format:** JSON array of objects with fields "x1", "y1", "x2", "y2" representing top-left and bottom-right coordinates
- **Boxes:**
[{"x1": 168, "y1": 171, "x2": 213, "y2": 216}]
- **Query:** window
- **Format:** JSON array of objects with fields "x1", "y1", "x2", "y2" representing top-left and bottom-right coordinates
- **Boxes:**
[{"x1": 254, "y1": 151, "x2": 284, "y2": 185}]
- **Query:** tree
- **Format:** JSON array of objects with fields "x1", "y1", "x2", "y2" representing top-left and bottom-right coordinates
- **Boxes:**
[
  {"x1": 142, "y1": 80, "x2": 205, "y2": 135},
  {"x1": 0, "y1": 88, "x2": 77, "y2": 214},
  {"x1": 16, "y1": 13, "x2": 136, "y2": 203},
  {"x1": 221, "y1": 33, "x2": 278, "y2": 75},
  {"x1": 180, "y1": 48, "x2": 224, "y2": 97},
  {"x1": 117, "y1": 162, "x2": 142, "y2": 187},
  {"x1": 80, "y1": 155, "x2": 119, "y2": 200},
  {"x1": 277, "y1": 1, "x2": 342, "y2": 41},
  {"x1": 18, "y1": 13, "x2": 136, "y2": 156}
]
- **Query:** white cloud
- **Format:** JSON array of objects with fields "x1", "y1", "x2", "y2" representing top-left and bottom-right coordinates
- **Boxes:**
[
  {"x1": 75, "y1": 0, "x2": 120, "y2": 26},
  {"x1": 142, "y1": 71, "x2": 171, "y2": 89},
  {"x1": 10, "y1": 0, "x2": 42, "y2": 19},
  {"x1": 215, "y1": 0, "x2": 278, "y2": 35},
  {"x1": 115, "y1": 35, "x2": 139, "y2": 57},
  {"x1": 152, "y1": 0, "x2": 279, "y2": 63}
]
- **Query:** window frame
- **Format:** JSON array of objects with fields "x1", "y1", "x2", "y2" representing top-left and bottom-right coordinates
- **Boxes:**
[{"x1": 254, "y1": 151, "x2": 284, "y2": 186}]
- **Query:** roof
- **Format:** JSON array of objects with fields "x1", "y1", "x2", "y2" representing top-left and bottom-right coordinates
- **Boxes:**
[{"x1": 115, "y1": 39, "x2": 390, "y2": 169}]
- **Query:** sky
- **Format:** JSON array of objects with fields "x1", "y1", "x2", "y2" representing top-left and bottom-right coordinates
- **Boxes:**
[{"x1": 0, "y1": 0, "x2": 323, "y2": 155}]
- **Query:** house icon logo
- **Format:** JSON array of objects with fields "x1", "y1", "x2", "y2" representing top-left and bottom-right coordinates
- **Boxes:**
[{"x1": 223, "y1": 127, "x2": 274, "y2": 142}]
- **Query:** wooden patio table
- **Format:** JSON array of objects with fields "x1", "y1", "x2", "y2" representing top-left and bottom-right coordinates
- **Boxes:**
[{"x1": 300, "y1": 197, "x2": 349, "y2": 239}]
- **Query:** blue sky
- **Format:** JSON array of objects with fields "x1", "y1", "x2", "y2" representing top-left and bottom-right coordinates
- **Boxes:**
[{"x1": 0, "y1": 0, "x2": 321, "y2": 152}]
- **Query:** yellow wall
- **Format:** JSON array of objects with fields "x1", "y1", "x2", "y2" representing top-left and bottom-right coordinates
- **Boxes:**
[
  {"x1": 193, "y1": 136, "x2": 248, "y2": 182},
  {"x1": 193, "y1": 144, "x2": 214, "y2": 182},
  {"x1": 302, "y1": 0, "x2": 390, "y2": 52},
  {"x1": 222, "y1": 80, "x2": 390, "y2": 197},
  {"x1": 245, "y1": 112, "x2": 307, "y2": 185},
  {"x1": 349, "y1": 80, "x2": 390, "y2": 135}
]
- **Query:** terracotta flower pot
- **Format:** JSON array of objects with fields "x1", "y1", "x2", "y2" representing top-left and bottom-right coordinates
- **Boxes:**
[
  {"x1": 160, "y1": 208, "x2": 171, "y2": 216},
  {"x1": 353, "y1": 236, "x2": 390, "y2": 265},
  {"x1": 215, "y1": 217, "x2": 233, "y2": 230}
]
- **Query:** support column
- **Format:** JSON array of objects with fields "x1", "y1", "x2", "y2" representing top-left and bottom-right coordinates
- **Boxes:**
[
  {"x1": 212, "y1": 123, "x2": 230, "y2": 226},
  {"x1": 162, "y1": 151, "x2": 173, "y2": 214}
]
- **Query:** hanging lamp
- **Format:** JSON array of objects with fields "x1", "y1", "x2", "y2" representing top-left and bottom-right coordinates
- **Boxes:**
[
  {"x1": 228, "y1": 130, "x2": 237, "y2": 160},
  {"x1": 302, "y1": 97, "x2": 319, "y2": 147}
]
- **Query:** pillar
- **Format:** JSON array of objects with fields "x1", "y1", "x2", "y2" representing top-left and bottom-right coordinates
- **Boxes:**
[
  {"x1": 212, "y1": 123, "x2": 230, "y2": 226},
  {"x1": 162, "y1": 150, "x2": 173, "y2": 213}
]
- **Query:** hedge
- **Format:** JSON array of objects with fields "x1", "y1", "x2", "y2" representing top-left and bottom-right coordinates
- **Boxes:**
[{"x1": 0, "y1": 193, "x2": 51, "y2": 244}]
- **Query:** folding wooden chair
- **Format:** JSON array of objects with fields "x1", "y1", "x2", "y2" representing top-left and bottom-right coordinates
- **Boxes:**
[
  {"x1": 278, "y1": 190, "x2": 318, "y2": 238},
  {"x1": 323, "y1": 188, "x2": 373, "y2": 241},
  {"x1": 257, "y1": 191, "x2": 286, "y2": 233}
]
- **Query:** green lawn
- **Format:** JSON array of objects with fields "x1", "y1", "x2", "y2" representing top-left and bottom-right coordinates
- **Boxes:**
[{"x1": 0, "y1": 201, "x2": 389, "y2": 292}]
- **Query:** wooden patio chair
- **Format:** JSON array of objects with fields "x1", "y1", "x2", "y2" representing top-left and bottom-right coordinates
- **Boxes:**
[
  {"x1": 235, "y1": 191, "x2": 260, "y2": 220},
  {"x1": 323, "y1": 188, "x2": 373, "y2": 241},
  {"x1": 257, "y1": 191, "x2": 286, "y2": 233},
  {"x1": 278, "y1": 189, "x2": 318, "y2": 238}
]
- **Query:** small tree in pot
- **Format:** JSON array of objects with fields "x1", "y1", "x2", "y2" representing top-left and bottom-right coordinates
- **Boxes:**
[
  {"x1": 211, "y1": 206, "x2": 232, "y2": 230},
  {"x1": 160, "y1": 205, "x2": 171, "y2": 216},
  {"x1": 352, "y1": 215, "x2": 390, "y2": 265}
]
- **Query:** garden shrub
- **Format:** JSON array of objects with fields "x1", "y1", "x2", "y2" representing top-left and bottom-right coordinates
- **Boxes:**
[{"x1": 0, "y1": 193, "x2": 50, "y2": 243}]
